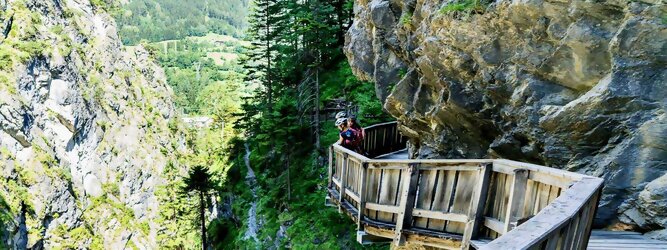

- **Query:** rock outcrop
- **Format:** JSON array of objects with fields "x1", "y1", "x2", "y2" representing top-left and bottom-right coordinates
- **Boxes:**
[
  {"x1": 345, "y1": 0, "x2": 666, "y2": 234},
  {"x1": 0, "y1": 0, "x2": 185, "y2": 248}
]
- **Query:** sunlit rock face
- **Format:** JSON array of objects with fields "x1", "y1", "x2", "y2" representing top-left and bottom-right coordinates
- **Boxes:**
[
  {"x1": 345, "y1": 0, "x2": 666, "y2": 234},
  {"x1": 0, "y1": 0, "x2": 183, "y2": 248}
]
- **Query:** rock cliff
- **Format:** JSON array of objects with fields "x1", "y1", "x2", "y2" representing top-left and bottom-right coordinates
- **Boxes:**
[
  {"x1": 345, "y1": 0, "x2": 667, "y2": 235},
  {"x1": 0, "y1": 0, "x2": 185, "y2": 248}
]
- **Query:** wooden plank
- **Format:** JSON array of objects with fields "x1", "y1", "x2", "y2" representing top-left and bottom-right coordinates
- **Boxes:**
[
  {"x1": 572, "y1": 195, "x2": 594, "y2": 249},
  {"x1": 581, "y1": 190, "x2": 602, "y2": 250},
  {"x1": 417, "y1": 165, "x2": 481, "y2": 171},
  {"x1": 483, "y1": 217, "x2": 504, "y2": 235},
  {"x1": 548, "y1": 185, "x2": 560, "y2": 204},
  {"x1": 414, "y1": 169, "x2": 438, "y2": 229},
  {"x1": 365, "y1": 202, "x2": 401, "y2": 214},
  {"x1": 537, "y1": 182, "x2": 552, "y2": 212},
  {"x1": 433, "y1": 170, "x2": 456, "y2": 231},
  {"x1": 447, "y1": 170, "x2": 477, "y2": 234},
  {"x1": 377, "y1": 168, "x2": 400, "y2": 223},
  {"x1": 328, "y1": 146, "x2": 333, "y2": 188},
  {"x1": 372, "y1": 159, "x2": 492, "y2": 164},
  {"x1": 492, "y1": 163, "x2": 516, "y2": 175},
  {"x1": 332, "y1": 178, "x2": 341, "y2": 189},
  {"x1": 492, "y1": 159, "x2": 586, "y2": 181},
  {"x1": 366, "y1": 168, "x2": 381, "y2": 220},
  {"x1": 444, "y1": 171, "x2": 461, "y2": 233},
  {"x1": 357, "y1": 162, "x2": 368, "y2": 230},
  {"x1": 345, "y1": 188, "x2": 360, "y2": 203},
  {"x1": 411, "y1": 209, "x2": 467, "y2": 223},
  {"x1": 504, "y1": 169, "x2": 528, "y2": 233},
  {"x1": 561, "y1": 212, "x2": 580, "y2": 249},
  {"x1": 544, "y1": 231, "x2": 560, "y2": 250},
  {"x1": 480, "y1": 177, "x2": 604, "y2": 250},
  {"x1": 338, "y1": 153, "x2": 349, "y2": 212},
  {"x1": 393, "y1": 163, "x2": 420, "y2": 246},
  {"x1": 529, "y1": 171, "x2": 572, "y2": 189},
  {"x1": 523, "y1": 179, "x2": 539, "y2": 218},
  {"x1": 393, "y1": 169, "x2": 406, "y2": 223},
  {"x1": 444, "y1": 171, "x2": 458, "y2": 232},
  {"x1": 493, "y1": 173, "x2": 508, "y2": 221},
  {"x1": 462, "y1": 163, "x2": 492, "y2": 249}
]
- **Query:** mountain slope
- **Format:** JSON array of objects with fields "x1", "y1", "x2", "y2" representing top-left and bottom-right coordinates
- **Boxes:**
[{"x1": 0, "y1": 0, "x2": 188, "y2": 248}]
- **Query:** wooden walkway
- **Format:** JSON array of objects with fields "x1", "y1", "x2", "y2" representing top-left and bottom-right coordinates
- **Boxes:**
[
  {"x1": 471, "y1": 230, "x2": 667, "y2": 249},
  {"x1": 588, "y1": 231, "x2": 667, "y2": 250},
  {"x1": 377, "y1": 151, "x2": 667, "y2": 249},
  {"x1": 326, "y1": 122, "x2": 667, "y2": 249}
]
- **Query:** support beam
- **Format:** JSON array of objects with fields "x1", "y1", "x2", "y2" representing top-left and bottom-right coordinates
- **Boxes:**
[
  {"x1": 357, "y1": 162, "x2": 369, "y2": 230},
  {"x1": 462, "y1": 163, "x2": 492, "y2": 249},
  {"x1": 338, "y1": 153, "x2": 349, "y2": 213},
  {"x1": 357, "y1": 231, "x2": 392, "y2": 245},
  {"x1": 504, "y1": 169, "x2": 528, "y2": 233},
  {"x1": 393, "y1": 163, "x2": 420, "y2": 246},
  {"x1": 328, "y1": 146, "x2": 333, "y2": 188}
]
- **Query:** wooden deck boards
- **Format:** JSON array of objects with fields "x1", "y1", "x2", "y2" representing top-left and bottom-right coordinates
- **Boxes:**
[
  {"x1": 588, "y1": 230, "x2": 667, "y2": 249},
  {"x1": 471, "y1": 230, "x2": 667, "y2": 249}
]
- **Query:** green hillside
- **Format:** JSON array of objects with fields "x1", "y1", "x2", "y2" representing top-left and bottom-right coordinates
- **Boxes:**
[{"x1": 115, "y1": 0, "x2": 248, "y2": 45}]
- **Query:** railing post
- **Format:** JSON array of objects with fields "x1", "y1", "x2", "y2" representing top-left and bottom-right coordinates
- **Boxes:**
[
  {"x1": 462, "y1": 163, "x2": 492, "y2": 249},
  {"x1": 328, "y1": 146, "x2": 333, "y2": 188},
  {"x1": 357, "y1": 162, "x2": 368, "y2": 230},
  {"x1": 393, "y1": 163, "x2": 420, "y2": 246},
  {"x1": 338, "y1": 153, "x2": 349, "y2": 212},
  {"x1": 504, "y1": 169, "x2": 528, "y2": 233}
]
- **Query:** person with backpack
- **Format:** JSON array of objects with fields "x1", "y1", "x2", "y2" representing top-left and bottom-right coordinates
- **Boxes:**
[
  {"x1": 347, "y1": 116, "x2": 365, "y2": 154},
  {"x1": 336, "y1": 118, "x2": 357, "y2": 150}
]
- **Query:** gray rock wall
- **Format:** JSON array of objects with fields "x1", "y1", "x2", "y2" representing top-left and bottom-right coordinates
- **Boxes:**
[
  {"x1": 345, "y1": 0, "x2": 667, "y2": 233},
  {"x1": 0, "y1": 0, "x2": 184, "y2": 248}
]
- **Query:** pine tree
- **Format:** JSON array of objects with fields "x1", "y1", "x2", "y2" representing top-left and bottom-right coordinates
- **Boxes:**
[{"x1": 181, "y1": 165, "x2": 215, "y2": 250}]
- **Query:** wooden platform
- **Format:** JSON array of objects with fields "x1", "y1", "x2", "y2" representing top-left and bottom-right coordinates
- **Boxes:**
[
  {"x1": 471, "y1": 230, "x2": 667, "y2": 249},
  {"x1": 379, "y1": 151, "x2": 667, "y2": 249},
  {"x1": 328, "y1": 122, "x2": 609, "y2": 249},
  {"x1": 588, "y1": 230, "x2": 667, "y2": 249}
]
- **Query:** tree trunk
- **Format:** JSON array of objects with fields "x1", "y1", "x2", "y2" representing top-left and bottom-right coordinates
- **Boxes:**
[{"x1": 200, "y1": 191, "x2": 206, "y2": 250}]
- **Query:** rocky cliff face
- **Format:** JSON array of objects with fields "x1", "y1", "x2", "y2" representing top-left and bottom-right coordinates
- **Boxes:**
[
  {"x1": 345, "y1": 0, "x2": 667, "y2": 235},
  {"x1": 0, "y1": 0, "x2": 185, "y2": 248}
]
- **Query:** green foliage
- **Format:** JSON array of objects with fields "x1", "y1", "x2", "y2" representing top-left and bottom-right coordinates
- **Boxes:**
[
  {"x1": 115, "y1": 0, "x2": 249, "y2": 45},
  {"x1": 439, "y1": 0, "x2": 488, "y2": 15},
  {"x1": 141, "y1": 36, "x2": 247, "y2": 114},
  {"x1": 400, "y1": 12, "x2": 413, "y2": 27},
  {"x1": 182, "y1": 165, "x2": 216, "y2": 194}
]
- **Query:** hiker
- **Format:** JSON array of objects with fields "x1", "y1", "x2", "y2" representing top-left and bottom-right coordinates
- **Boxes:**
[
  {"x1": 336, "y1": 118, "x2": 356, "y2": 150},
  {"x1": 335, "y1": 111, "x2": 347, "y2": 120},
  {"x1": 347, "y1": 116, "x2": 365, "y2": 154},
  {"x1": 347, "y1": 116, "x2": 365, "y2": 142}
]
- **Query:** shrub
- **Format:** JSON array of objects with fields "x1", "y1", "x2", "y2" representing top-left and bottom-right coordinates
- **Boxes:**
[{"x1": 439, "y1": 0, "x2": 488, "y2": 15}]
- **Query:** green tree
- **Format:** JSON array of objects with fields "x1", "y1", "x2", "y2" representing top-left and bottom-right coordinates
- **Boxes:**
[{"x1": 181, "y1": 165, "x2": 216, "y2": 250}]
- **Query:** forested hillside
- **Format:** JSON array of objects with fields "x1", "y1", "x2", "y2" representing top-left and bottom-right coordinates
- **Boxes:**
[
  {"x1": 145, "y1": 34, "x2": 250, "y2": 114},
  {"x1": 115, "y1": 0, "x2": 248, "y2": 44},
  {"x1": 210, "y1": 0, "x2": 390, "y2": 248}
]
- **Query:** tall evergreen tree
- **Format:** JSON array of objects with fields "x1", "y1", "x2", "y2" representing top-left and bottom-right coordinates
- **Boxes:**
[{"x1": 181, "y1": 165, "x2": 215, "y2": 250}]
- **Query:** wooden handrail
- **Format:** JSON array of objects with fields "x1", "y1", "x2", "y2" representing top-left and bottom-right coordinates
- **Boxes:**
[
  {"x1": 327, "y1": 122, "x2": 603, "y2": 249},
  {"x1": 481, "y1": 178, "x2": 603, "y2": 250}
]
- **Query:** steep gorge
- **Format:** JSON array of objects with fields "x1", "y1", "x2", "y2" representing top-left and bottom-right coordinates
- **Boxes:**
[
  {"x1": 0, "y1": 0, "x2": 188, "y2": 248},
  {"x1": 345, "y1": 0, "x2": 666, "y2": 237}
]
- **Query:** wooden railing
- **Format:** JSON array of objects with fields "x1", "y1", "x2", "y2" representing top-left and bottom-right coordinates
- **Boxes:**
[{"x1": 327, "y1": 122, "x2": 603, "y2": 249}]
